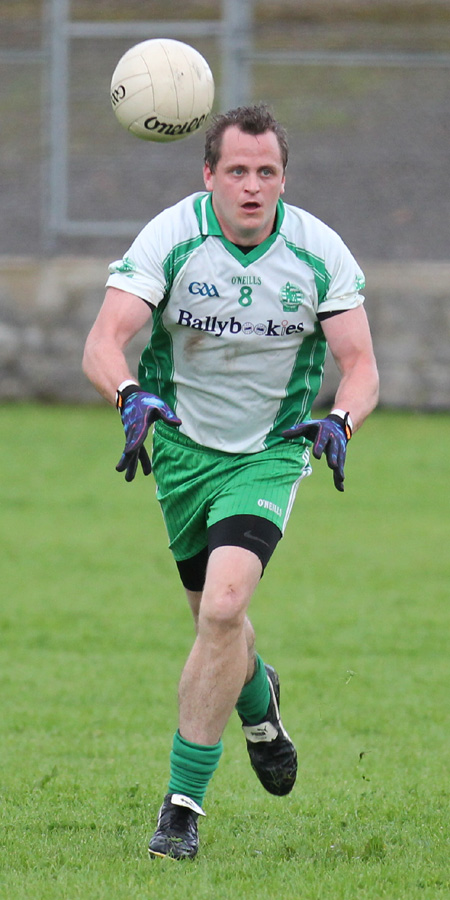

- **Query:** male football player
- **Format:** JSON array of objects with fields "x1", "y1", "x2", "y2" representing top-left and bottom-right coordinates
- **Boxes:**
[{"x1": 83, "y1": 104, "x2": 379, "y2": 859}]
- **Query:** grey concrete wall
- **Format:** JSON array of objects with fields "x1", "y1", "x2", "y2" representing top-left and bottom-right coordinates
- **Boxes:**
[{"x1": 1, "y1": 257, "x2": 449, "y2": 409}]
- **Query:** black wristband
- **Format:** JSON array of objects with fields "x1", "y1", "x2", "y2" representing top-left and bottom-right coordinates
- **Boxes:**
[
  {"x1": 115, "y1": 382, "x2": 141, "y2": 413},
  {"x1": 327, "y1": 412, "x2": 353, "y2": 441}
]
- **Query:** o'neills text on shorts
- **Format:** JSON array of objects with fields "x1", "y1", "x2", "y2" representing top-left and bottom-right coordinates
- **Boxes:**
[{"x1": 257, "y1": 498, "x2": 283, "y2": 517}]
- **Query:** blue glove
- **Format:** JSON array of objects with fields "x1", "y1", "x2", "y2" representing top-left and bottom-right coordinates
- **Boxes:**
[
  {"x1": 282, "y1": 413, "x2": 352, "y2": 492},
  {"x1": 116, "y1": 387, "x2": 181, "y2": 482}
]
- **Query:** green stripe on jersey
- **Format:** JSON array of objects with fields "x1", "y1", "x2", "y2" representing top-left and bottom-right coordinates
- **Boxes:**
[
  {"x1": 280, "y1": 235, "x2": 331, "y2": 304},
  {"x1": 265, "y1": 323, "x2": 327, "y2": 446},
  {"x1": 162, "y1": 235, "x2": 206, "y2": 289},
  {"x1": 138, "y1": 302, "x2": 177, "y2": 410},
  {"x1": 138, "y1": 234, "x2": 205, "y2": 408}
]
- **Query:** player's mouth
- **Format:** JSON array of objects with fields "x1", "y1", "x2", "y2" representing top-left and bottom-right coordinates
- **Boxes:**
[{"x1": 241, "y1": 201, "x2": 261, "y2": 212}]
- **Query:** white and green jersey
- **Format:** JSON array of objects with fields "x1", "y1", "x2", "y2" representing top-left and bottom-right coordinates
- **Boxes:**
[{"x1": 106, "y1": 192, "x2": 365, "y2": 454}]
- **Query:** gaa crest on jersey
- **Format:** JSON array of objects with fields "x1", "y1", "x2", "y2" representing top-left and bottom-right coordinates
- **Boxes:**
[{"x1": 279, "y1": 282, "x2": 304, "y2": 312}]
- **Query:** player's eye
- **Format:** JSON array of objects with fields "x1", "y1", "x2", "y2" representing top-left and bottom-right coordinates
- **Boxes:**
[{"x1": 232, "y1": 166, "x2": 244, "y2": 176}]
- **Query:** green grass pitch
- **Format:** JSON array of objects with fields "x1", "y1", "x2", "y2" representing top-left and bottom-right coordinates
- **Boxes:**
[{"x1": 1, "y1": 405, "x2": 449, "y2": 899}]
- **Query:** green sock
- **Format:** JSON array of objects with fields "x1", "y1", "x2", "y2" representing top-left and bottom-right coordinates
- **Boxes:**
[
  {"x1": 235, "y1": 653, "x2": 270, "y2": 725},
  {"x1": 168, "y1": 730, "x2": 223, "y2": 808}
]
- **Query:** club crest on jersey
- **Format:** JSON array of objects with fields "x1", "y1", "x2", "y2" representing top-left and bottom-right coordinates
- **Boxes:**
[
  {"x1": 279, "y1": 281, "x2": 304, "y2": 312},
  {"x1": 109, "y1": 256, "x2": 137, "y2": 278}
]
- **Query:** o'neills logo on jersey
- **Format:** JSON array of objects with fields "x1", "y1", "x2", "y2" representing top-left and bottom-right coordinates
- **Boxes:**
[
  {"x1": 177, "y1": 309, "x2": 304, "y2": 337},
  {"x1": 231, "y1": 275, "x2": 262, "y2": 285},
  {"x1": 144, "y1": 114, "x2": 208, "y2": 137}
]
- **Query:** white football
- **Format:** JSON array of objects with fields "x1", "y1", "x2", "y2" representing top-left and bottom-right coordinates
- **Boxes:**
[{"x1": 110, "y1": 38, "x2": 215, "y2": 142}]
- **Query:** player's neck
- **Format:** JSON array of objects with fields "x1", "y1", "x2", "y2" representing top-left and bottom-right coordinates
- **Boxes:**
[{"x1": 233, "y1": 243, "x2": 257, "y2": 254}]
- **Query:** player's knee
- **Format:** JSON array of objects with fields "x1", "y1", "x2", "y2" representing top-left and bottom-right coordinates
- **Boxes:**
[{"x1": 199, "y1": 583, "x2": 249, "y2": 634}]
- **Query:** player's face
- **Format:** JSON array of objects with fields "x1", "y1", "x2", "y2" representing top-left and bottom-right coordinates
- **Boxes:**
[{"x1": 203, "y1": 125, "x2": 286, "y2": 245}]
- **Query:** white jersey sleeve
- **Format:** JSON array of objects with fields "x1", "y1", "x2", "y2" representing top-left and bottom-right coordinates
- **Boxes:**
[
  {"x1": 281, "y1": 204, "x2": 365, "y2": 317},
  {"x1": 105, "y1": 192, "x2": 206, "y2": 305}
]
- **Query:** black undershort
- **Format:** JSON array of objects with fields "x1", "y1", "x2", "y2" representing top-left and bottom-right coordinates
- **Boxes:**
[{"x1": 176, "y1": 514, "x2": 282, "y2": 592}]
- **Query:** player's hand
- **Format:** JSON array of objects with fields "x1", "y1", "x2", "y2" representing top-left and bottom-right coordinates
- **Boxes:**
[
  {"x1": 282, "y1": 414, "x2": 351, "y2": 492},
  {"x1": 116, "y1": 390, "x2": 181, "y2": 482}
]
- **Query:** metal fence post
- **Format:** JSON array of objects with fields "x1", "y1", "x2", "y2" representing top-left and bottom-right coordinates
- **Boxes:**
[
  {"x1": 221, "y1": 0, "x2": 253, "y2": 110},
  {"x1": 46, "y1": 0, "x2": 70, "y2": 246}
]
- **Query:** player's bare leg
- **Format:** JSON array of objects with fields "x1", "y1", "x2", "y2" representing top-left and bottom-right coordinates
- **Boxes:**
[
  {"x1": 182, "y1": 545, "x2": 296, "y2": 791},
  {"x1": 148, "y1": 546, "x2": 296, "y2": 859},
  {"x1": 179, "y1": 545, "x2": 262, "y2": 745},
  {"x1": 148, "y1": 546, "x2": 262, "y2": 859},
  {"x1": 185, "y1": 588, "x2": 257, "y2": 686}
]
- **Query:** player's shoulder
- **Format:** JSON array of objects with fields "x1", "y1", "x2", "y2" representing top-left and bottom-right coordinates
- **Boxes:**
[
  {"x1": 148, "y1": 192, "x2": 204, "y2": 232},
  {"x1": 136, "y1": 192, "x2": 205, "y2": 249},
  {"x1": 281, "y1": 201, "x2": 345, "y2": 251}
]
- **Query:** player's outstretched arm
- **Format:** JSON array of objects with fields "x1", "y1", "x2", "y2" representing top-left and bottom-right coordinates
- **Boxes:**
[
  {"x1": 283, "y1": 307, "x2": 379, "y2": 491},
  {"x1": 83, "y1": 287, "x2": 181, "y2": 481},
  {"x1": 82, "y1": 287, "x2": 152, "y2": 405},
  {"x1": 321, "y1": 306, "x2": 379, "y2": 432}
]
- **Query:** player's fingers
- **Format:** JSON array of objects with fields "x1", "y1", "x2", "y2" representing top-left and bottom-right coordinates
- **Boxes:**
[
  {"x1": 139, "y1": 446, "x2": 152, "y2": 476},
  {"x1": 116, "y1": 452, "x2": 127, "y2": 472},
  {"x1": 125, "y1": 452, "x2": 139, "y2": 482}
]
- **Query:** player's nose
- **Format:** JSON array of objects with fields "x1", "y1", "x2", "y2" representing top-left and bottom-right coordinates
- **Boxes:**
[{"x1": 244, "y1": 172, "x2": 260, "y2": 193}]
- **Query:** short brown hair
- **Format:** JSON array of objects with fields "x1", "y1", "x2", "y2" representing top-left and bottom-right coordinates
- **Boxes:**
[{"x1": 204, "y1": 103, "x2": 289, "y2": 172}]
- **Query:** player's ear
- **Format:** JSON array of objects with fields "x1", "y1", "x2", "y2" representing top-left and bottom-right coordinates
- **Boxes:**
[
  {"x1": 280, "y1": 174, "x2": 286, "y2": 195},
  {"x1": 203, "y1": 163, "x2": 213, "y2": 191}
]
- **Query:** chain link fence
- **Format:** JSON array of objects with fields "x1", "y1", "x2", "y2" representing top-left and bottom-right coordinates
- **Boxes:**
[
  {"x1": 1, "y1": 1, "x2": 450, "y2": 407},
  {"x1": 2, "y1": 1, "x2": 450, "y2": 261}
]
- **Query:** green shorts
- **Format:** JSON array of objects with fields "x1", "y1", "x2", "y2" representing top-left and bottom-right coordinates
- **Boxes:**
[{"x1": 151, "y1": 422, "x2": 312, "y2": 561}]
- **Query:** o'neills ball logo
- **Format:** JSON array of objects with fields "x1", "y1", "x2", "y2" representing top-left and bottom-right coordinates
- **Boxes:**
[
  {"x1": 144, "y1": 115, "x2": 207, "y2": 137},
  {"x1": 110, "y1": 85, "x2": 125, "y2": 107}
]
